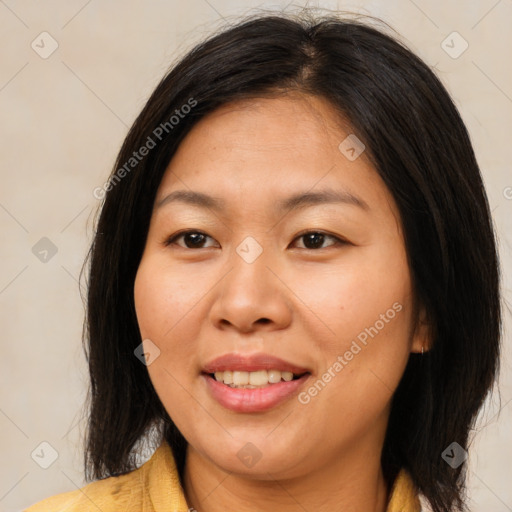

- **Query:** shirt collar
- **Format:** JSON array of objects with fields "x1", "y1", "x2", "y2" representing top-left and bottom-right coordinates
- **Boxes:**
[{"x1": 145, "y1": 441, "x2": 421, "y2": 512}]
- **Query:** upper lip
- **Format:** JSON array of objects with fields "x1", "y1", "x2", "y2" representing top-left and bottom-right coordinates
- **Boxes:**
[{"x1": 202, "y1": 353, "x2": 310, "y2": 375}]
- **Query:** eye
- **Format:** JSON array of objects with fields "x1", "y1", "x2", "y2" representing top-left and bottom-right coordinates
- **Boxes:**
[
  {"x1": 162, "y1": 229, "x2": 347, "y2": 250},
  {"x1": 163, "y1": 230, "x2": 218, "y2": 249},
  {"x1": 291, "y1": 230, "x2": 346, "y2": 250}
]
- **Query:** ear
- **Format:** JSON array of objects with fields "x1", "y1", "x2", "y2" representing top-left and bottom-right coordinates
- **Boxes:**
[{"x1": 411, "y1": 304, "x2": 432, "y2": 354}]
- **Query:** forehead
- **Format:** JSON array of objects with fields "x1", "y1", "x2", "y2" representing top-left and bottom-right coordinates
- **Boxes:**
[
  {"x1": 155, "y1": 94, "x2": 398, "y2": 222},
  {"x1": 175, "y1": 93, "x2": 352, "y2": 159}
]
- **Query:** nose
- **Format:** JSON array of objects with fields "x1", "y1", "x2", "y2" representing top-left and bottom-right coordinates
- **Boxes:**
[{"x1": 209, "y1": 246, "x2": 292, "y2": 334}]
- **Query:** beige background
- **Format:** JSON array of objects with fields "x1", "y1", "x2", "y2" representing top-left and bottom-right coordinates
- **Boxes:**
[{"x1": 0, "y1": 1, "x2": 511, "y2": 511}]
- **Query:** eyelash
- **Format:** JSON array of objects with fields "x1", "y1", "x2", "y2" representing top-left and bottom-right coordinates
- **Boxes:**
[{"x1": 162, "y1": 229, "x2": 348, "y2": 250}]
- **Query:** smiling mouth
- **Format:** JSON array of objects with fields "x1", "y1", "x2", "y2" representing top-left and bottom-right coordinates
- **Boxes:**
[
  {"x1": 206, "y1": 369, "x2": 309, "y2": 389},
  {"x1": 203, "y1": 370, "x2": 312, "y2": 412}
]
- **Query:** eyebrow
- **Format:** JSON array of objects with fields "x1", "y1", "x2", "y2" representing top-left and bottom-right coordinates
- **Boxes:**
[{"x1": 156, "y1": 188, "x2": 369, "y2": 213}]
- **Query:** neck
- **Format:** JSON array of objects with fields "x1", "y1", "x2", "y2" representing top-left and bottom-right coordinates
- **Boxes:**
[{"x1": 183, "y1": 437, "x2": 390, "y2": 512}]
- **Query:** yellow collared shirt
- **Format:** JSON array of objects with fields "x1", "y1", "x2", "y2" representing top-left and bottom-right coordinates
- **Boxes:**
[{"x1": 24, "y1": 441, "x2": 421, "y2": 511}]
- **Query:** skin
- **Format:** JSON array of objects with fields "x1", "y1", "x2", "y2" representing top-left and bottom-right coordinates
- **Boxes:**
[{"x1": 133, "y1": 93, "x2": 430, "y2": 512}]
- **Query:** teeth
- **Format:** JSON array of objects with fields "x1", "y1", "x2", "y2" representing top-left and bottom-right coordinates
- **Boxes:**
[
  {"x1": 281, "y1": 371, "x2": 293, "y2": 382},
  {"x1": 233, "y1": 371, "x2": 249, "y2": 385},
  {"x1": 212, "y1": 369, "x2": 301, "y2": 387},
  {"x1": 249, "y1": 370, "x2": 268, "y2": 386},
  {"x1": 268, "y1": 370, "x2": 282, "y2": 383}
]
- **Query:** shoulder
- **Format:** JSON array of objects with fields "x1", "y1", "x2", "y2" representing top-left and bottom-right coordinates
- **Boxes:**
[
  {"x1": 23, "y1": 443, "x2": 172, "y2": 512},
  {"x1": 23, "y1": 468, "x2": 144, "y2": 512}
]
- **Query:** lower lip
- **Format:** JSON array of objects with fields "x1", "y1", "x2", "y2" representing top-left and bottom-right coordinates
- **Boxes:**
[{"x1": 203, "y1": 373, "x2": 311, "y2": 413}]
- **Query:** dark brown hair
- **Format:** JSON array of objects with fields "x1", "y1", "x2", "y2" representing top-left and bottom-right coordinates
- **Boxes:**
[{"x1": 81, "y1": 11, "x2": 501, "y2": 512}]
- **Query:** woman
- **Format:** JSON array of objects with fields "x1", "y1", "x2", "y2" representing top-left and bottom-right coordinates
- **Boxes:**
[{"x1": 25, "y1": 11, "x2": 501, "y2": 512}]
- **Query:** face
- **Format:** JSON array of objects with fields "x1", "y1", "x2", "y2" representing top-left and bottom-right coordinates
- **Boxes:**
[{"x1": 134, "y1": 93, "x2": 426, "y2": 481}]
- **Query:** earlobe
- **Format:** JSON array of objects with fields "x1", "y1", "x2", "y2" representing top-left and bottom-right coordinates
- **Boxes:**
[{"x1": 411, "y1": 305, "x2": 432, "y2": 354}]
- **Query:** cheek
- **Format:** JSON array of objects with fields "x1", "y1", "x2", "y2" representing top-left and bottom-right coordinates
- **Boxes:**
[
  {"x1": 134, "y1": 257, "x2": 201, "y2": 376},
  {"x1": 290, "y1": 242, "x2": 412, "y2": 348},
  {"x1": 135, "y1": 256, "x2": 201, "y2": 339},
  {"x1": 134, "y1": 258, "x2": 204, "y2": 429},
  {"x1": 293, "y1": 244, "x2": 413, "y2": 409}
]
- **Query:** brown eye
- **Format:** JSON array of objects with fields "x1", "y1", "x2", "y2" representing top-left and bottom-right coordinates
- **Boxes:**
[
  {"x1": 164, "y1": 230, "x2": 217, "y2": 249},
  {"x1": 292, "y1": 231, "x2": 345, "y2": 250},
  {"x1": 163, "y1": 229, "x2": 346, "y2": 251}
]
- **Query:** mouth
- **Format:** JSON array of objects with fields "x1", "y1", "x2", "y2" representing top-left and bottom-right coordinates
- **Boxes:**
[
  {"x1": 201, "y1": 352, "x2": 312, "y2": 412},
  {"x1": 202, "y1": 352, "x2": 311, "y2": 376},
  {"x1": 202, "y1": 371, "x2": 311, "y2": 413},
  {"x1": 201, "y1": 353, "x2": 312, "y2": 413},
  {"x1": 205, "y1": 369, "x2": 309, "y2": 389}
]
